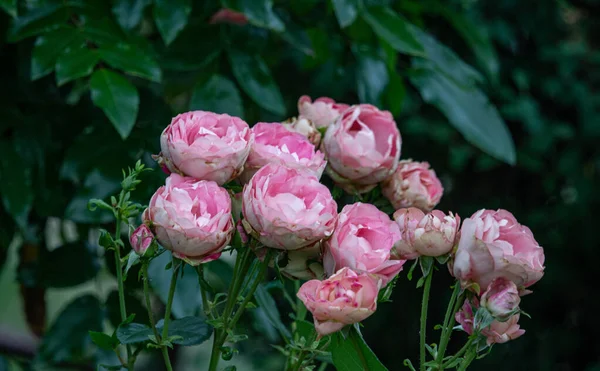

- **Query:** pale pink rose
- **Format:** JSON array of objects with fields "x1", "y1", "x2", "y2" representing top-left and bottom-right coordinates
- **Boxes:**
[
  {"x1": 209, "y1": 8, "x2": 248, "y2": 25},
  {"x1": 282, "y1": 117, "x2": 321, "y2": 146},
  {"x1": 297, "y1": 267, "x2": 380, "y2": 337},
  {"x1": 322, "y1": 104, "x2": 401, "y2": 194},
  {"x1": 456, "y1": 297, "x2": 525, "y2": 345},
  {"x1": 239, "y1": 122, "x2": 326, "y2": 183},
  {"x1": 297, "y1": 96, "x2": 349, "y2": 129},
  {"x1": 393, "y1": 208, "x2": 459, "y2": 259},
  {"x1": 382, "y1": 160, "x2": 443, "y2": 212},
  {"x1": 278, "y1": 242, "x2": 325, "y2": 280},
  {"x1": 158, "y1": 111, "x2": 253, "y2": 185},
  {"x1": 481, "y1": 277, "x2": 521, "y2": 321},
  {"x1": 242, "y1": 164, "x2": 337, "y2": 250},
  {"x1": 323, "y1": 202, "x2": 404, "y2": 285},
  {"x1": 130, "y1": 224, "x2": 154, "y2": 256},
  {"x1": 452, "y1": 209, "x2": 545, "y2": 292},
  {"x1": 143, "y1": 174, "x2": 234, "y2": 265}
]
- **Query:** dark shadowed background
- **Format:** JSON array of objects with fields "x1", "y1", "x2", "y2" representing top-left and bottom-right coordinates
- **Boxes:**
[{"x1": 0, "y1": 0, "x2": 598, "y2": 370}]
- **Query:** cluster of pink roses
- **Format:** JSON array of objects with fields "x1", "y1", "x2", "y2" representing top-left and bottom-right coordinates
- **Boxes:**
[{"x1": 134, "y1": 95, "x2": 545, "y2": 342}]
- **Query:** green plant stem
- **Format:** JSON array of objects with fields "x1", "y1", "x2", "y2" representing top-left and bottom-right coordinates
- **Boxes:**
[
  {"x1": 442, "y1": 338, "x2": 474, "y2": 368},
  {"x1": 436, "y1": 283, "x2": 463, "y2": 367},
  {"x1": 159, "y1": 259, "x2": 179, "y2": 371},
  {"x1": 419, "y1": 269, "x2": 433, "y2": 371},
  {"x1": 197, "y1": 265, "x2": 211, "y2": 318},
  {"x1": 457, "y1": 346, "x2": 477, "y2": 371},
  {"x1": 291, "y1": 350, "x2": 307, "y2": 371},
  {"x1": 113, "y1": 207, "x2": 132, "y2": 364},
  {"x1": 142, "y1": 262, "x2": 172, "y2": 371}
]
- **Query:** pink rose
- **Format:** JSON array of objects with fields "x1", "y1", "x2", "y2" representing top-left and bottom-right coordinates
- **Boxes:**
[
  {"x1": 282, "y1": 117, "x2": 321, "y2": 146},
  {"x1": 297, "y1": 267, "x2": 380, "y2": 337},
  {"x1": 242, "y1": 164, "x2": 337, "y2": 250},
  {"x1": 481, "y1": 277, "x2": 521, "y2": 321},
  {"x1": 323, "y1": 202, "x2": 404, "y2": 285},
  {"x1": 130, "y1": 224, "x2": 154, "y2": 256},
  {"x1": 239, "y1": 122, "x2": 326, "y2": 183},
  {"x1": 452, "y1": 209, "x2": 545, "y2": 292},
  {"x1": 209, "y1": 8, "x2": 248, "y2": 25},
  {"x1": 297, "y1": 95, "x2": 349, "y2": 129},
  {"x1": 456, "y1": 297, "x2": 525, "y2": 345},
  {"x1": 322, "y1": 104, "x2": 401, "y2": 194},
  {"x1": 158, "y1": 111, "x2": 253, "y2": 185},
  {"x1": 393, "y1": 208, "x2": 459, "y2": 259},
  {"x1": 382, "y1": 160, "x2": 443, "y2": 212},
  {"x1": 143, "y1": 174, "x2": 234, "y2": 265}
]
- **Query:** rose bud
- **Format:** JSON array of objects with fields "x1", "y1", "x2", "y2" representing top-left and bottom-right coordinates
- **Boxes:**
[
  {"x1": 143, "y1": 174, "x2": 234, "y2": 265},
  {"x1": 157, "y1": 111, "x2": 253, "y2": 185},
  {"x1": 130, "y1": 224, "x2": 155, "y2": 257},
  {"x1": 452, "y1": 209, "x2": 545, "y2": 293},
  {"x1": 324, "y1": 202, "x2": 404, "y2": 285},
  {"x1": 278, "y1": 242, "x2": 325, "y2": 280},
  {"x1": 322, "y1": 104, "x2": 401, "y2": 194},
  {"x1": 282, "y1": 117, "x2": 321, "y2": 146},
  {"x1": 297, "y1": 267, "x2": 380, "y2": 337},
  {"x1": 238, "y1": 122, "x2": 326, "y2": 183},
  {"x1": 393, "y1": 208, "x2": 459, "y2": 259},
  {"x1": 455, "y1": 297, "x2": 525, "y2": 345},
  {"x1": 242, "y1": 164, "x2": 337, "y2": 250},
  {"x1": 481, "y1": 278, "x2": 521, "y2": 322},
  {"x1": 209, "y1": 8, "x2": 248, "y2": 25},
  {"x1": 297, "y1": 95, "x2": 349, "y2": 129},
  {"x1": 381, "y1": 160, "x2": 443, "y2": 212}
]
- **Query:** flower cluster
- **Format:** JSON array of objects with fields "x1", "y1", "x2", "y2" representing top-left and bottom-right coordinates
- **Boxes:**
[{"x1": 140, "y1": 95, "x2": 545, "y2": 342}]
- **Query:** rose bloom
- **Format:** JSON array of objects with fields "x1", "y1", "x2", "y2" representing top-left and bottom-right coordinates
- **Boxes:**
[
  {"x1": 209, "y1": 8, "x2": 248, "y2": 25},
  {"x1": 297, "y1": 95, "x2": 349, "y2": 129},
  {"x1": 242, "y1": 164, "x2": 337, "y2": 250},
  {"x1": 382, "y1": 160, "x2": 443, "y2": 212},
  {"x1": 143, "y1": 174, "x2": 234, "y2": 265},
  {"x1": 481, "y1": 277, "x2": 521, "y2": 321},
  {"x1": 393, "y1": 208, "x2": 459, "y2": 259},
  {"x1": 130, "y1": 224, "x2": 154, "y2": 256},
  {"x1": 456, "y1": 297, "x2": 525, "y2": 345},
  {"x1": 278, "y1": 242, "x2": 325, "y2": 280},
  {"x1": 322, "y1": 104, "x2": 401, "y2": 193},
  {"x1": 452, "y1": 209, "x2": 545, "y2": 292},
  {"x1": 239, "y1": 122, "x2": 326, "y2": 183},
  {"x1": 297, "y1": 267, "x2": 380, "y2": 337},
  {"x1": 324, "y1": 202, "x2": 404, "y2": 285},
  {"x1": 158, "y1": 111, "x2": 253, "y2": 185},
  {"x1": 282, "y1": 116, "x2": 321, "y2": 146}
]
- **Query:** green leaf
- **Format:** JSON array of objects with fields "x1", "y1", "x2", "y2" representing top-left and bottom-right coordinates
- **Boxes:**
[
  {"x1": 331, "y1": 0, "x2": 359, "y2": 28},
  {"x1": 37, "y1": 242, "x2": 101, "y2": 288},
  {"x1": 163, "y1": 316, "x2": 213, "y2": 346},
  {"x1": 0, "y1": 0, "x2": 17, "y2": 18},
  {"x1": 331, "y1": 327, "x2": 388, "y2": 371},
  {"x1": 116, "y1": 323, "x2": 153, "y2": 344},
  {"x1": 355, "y1": 46, "x2": 389, "y2": 107},
  {"x1": 112, "y1": 0, "x2": 151, "y2": 30},
  {"x1": 223, "y1": 0, "x2": 285, "y2": 32},
  {"x1": 125, "y1": 252, "x2": 140, "y2": 274},
  {"x1": 362, "y1": 7, "x2": 424, "y2": 56},
  {"x1": 7, "y1": 4, "x2": 69, "y2": 42},
  {"x1": 153, "y1": 0, "x2": 191, "y2": 45},
  {"x1": 148, "y1": 251, "x2": 202, "y2": 318},
  {"x1": 38, "y1": 295, "x2": 103, "y2": 364},
  {"x1": 90, "y1": 69, "x2": 140, "y2": 140},
  {"x1": 0, "y1": 140, "x2": 33, "y2": 230},
  {"x1": 98, "y1": 43, "x2": 162, "y2": 82},
  {"x1": 385, "y1": 72, "x2": 406, "y2": 116},
  {"x1": 30, "y1": 28, "x2": 80, "y2": 80},
  {"x1": 89, "y1": 331, "x2": 118, "y2": 350},
  {"x1": 254, "y1": 285, "x2": 291, "y2": 339},
  {"x1": 228, "y1": 49, "x2": 286, "y2": 116},
  {"x1": 409, "y1": 66, "x2": 516, "y2": 165},
  {"x1": 189, "y1": 75, "x2": 244, "y2": 118},
  {"x1": 55, "y1": 45, "x2": 99, "y2": 86}
]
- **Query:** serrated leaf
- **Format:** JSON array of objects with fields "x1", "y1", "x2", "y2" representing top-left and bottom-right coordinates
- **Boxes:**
[
  {"x1": 331, "y1": 327, "x2": 388, "y2": 371},
  {"x1": 98, "y1": 43, "x2": 162, "y2": 82},
  {"x1": 362, "y1": 7, "x2": 424, "y2": 56},
  {"x1": 228, "y1": 49, "x2": 286, "y2": 116},
  {"x1": 223, "y1": 0, "x2": 285, "y2": 31},
  {"x1": 8, "y1": 3, "x2": 69, "y2": 42},
  {"x1": 331, "y1": 0, "x2": 358, "y2": 28},
  {"x1": 116, "y1": 323, "x2": 153, "y2": 344},
  {"x1": 89, "y1": 331, "x2": 118, "y2": 350},
  {"x1": 112, "y1": 0, "x2": 151, "y2": 30},
  {"x1": 55, "y1": 44, "x2": 99, "y2": 86},
  {"x1": 90, "y1": 69, "x2": 139, "y2": 140},
  {"x1": 153, "y1": 0, "x2": 191, "y2": 45},
  {"x1": 163, "y1": 316, "x2": 213, "y2": 346},
  {"x1": 30, "y1": 28, "x2": 80, "y2": 80},
  {"x1": 189, "y1": 74, "x2": 244, "y2": 117}
]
